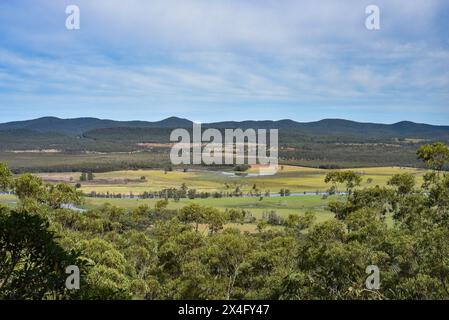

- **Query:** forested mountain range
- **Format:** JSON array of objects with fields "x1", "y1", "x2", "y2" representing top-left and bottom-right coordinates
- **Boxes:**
[
  {"x1": 1, "y1": 116, "x2": 448, "y2": 139},
  {"x1": 1, "y1": 116, "x2": 448, "y2": 170}
]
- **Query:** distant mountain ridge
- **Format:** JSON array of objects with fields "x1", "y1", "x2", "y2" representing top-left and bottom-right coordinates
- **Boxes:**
[
  {"x1": 0, "y1": 116, "x2": 193, "y2": 135},
  {"x1": 1, "y1": 116, "x2": 448, "y2": 171},
  {"x1": 0, "y1": 116, "x2": 448, "y2": 139}
]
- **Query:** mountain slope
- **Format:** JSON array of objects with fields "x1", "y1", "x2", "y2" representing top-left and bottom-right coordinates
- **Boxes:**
[
  {"x1": 0, "y1": 116, "x2": 193, "y2": 135},
  {"x1": 0, "y1": 116, "x2": 448, "y2": 139},
  {"x1": 1, "y1": 117, "x2": 448, "y2": 171}
]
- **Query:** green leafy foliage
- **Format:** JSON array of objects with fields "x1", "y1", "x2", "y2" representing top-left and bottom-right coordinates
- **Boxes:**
[
  {"x1": 2, "y1": 142, "x2": 449, "y2": 300},
  {"x1": 0, "y1": 208, "x2": 84, "y2": 299}
]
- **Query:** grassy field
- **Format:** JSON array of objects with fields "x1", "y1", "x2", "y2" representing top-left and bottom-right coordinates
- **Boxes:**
[
  {"x1": 82, "y1": 195, "x2": 333, "y2": 221},
  {"x1": 1, "y1": 165, "x2": 419, "y2": 233},
  {"x1": 0, "y1": 194, "x2": 17, "y2": 206},
  {"x1": 1, "y1": 192, "x2": 397, "y2": 233},
  {"x1": 35, "y1": 165, "x2": 427, "y2": 195},
  {"x1": 0, "y1": 193, "x2": 335, "y2": 233},
  {"x1": 4, "y1": 175, "x2": 404, "y2": 232}
]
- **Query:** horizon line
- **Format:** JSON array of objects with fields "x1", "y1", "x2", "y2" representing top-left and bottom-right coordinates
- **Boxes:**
[{"x1": 1, "y1": 115, "x2": 448, "y2": 127}]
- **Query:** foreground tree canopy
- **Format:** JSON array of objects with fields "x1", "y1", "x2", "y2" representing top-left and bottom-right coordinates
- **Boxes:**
[{"x1": 1, "y1": 142, "x2": 449, "y2": 300}]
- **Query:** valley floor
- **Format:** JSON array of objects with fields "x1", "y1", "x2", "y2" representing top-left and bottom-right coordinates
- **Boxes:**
[
  {"x1": 35, "y1": 165, "x2": 426, "y2": 195},
  {"x1": 0, "y1": 165, "x2": 415, "y2": 233}
]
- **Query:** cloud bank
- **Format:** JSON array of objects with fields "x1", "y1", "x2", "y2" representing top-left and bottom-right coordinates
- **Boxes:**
[{"x1": 0, "y1": 0, "x2": 448, "y2": 124}]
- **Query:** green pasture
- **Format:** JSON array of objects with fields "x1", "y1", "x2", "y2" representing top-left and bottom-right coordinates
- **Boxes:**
[
  {"x1": 83, "y1": 194, "x2": 332, "y2": 221},
  {"x1": 35, "y1": 165, "x2": 427, "y2": 195}
]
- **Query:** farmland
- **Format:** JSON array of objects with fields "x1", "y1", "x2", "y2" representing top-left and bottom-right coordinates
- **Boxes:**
[
  {"x1": 34, "y1": 165, "x2": 427, "y2": 195},
  {"x1": 0, "y1": 192, "x2": 340, "y2": 233},
  {"x1": 0, "y1": 164, "x2": 420, "y2": 233},
  {"x1": 1, "y1": 132, "x2": 448, "y2": 300}
]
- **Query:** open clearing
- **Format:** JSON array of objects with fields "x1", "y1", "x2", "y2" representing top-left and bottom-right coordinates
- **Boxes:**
[
  {"x1": 34, "y1": 165, "x2": 427, "y2": 195},
  {"x1": 1, "y1": 165, "x2": 419, "y2": 233},
  {"x1": 1, "y1": 193, "x2": 396, "y2": 233},
  {"x1": 83, "y1": 195, "x2": 334, "y2": 221},
  {"x1": 0, "y1": 193, "x2": 335, "y2": 233}
]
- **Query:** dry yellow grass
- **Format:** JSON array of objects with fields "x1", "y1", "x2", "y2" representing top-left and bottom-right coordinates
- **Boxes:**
[{"x1": 34, "y1": 166, "x2": 427, "y2": 195}]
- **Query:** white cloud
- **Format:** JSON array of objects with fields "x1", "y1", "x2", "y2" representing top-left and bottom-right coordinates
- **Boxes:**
[{"x1": 0, "y1": 0, "x2": 448, "y2": 123}]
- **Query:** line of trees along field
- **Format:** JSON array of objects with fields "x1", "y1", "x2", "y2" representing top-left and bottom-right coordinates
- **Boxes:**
[{"x1": 1, "y1": 142, "x2": 449, "y2": 300}]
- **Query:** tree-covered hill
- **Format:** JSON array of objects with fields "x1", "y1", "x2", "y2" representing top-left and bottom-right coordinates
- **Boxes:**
[
  {"x1": 0, "y1": 117, "x2": 448, "y2": 170},
  {"x1": 1, "y1": 116, "x2": 448, "y2": 139}
]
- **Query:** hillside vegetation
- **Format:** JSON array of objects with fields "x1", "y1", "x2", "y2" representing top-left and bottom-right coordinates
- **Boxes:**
[
  {"x1": 1, "y1": 142, "x2": 449, "y2": 300},
  {"x1": 1, "y1": 117, "x2": 448, "y2": 171}
]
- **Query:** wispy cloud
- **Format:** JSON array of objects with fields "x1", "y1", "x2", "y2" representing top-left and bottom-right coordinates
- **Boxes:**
[{"x1": 0, "y1": 0, "x2": 448, "y2": 124}]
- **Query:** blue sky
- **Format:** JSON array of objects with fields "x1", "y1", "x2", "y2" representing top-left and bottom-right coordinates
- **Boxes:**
[{"x1": 0, "y1": 0, "x2": 448, "y2": 124}]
